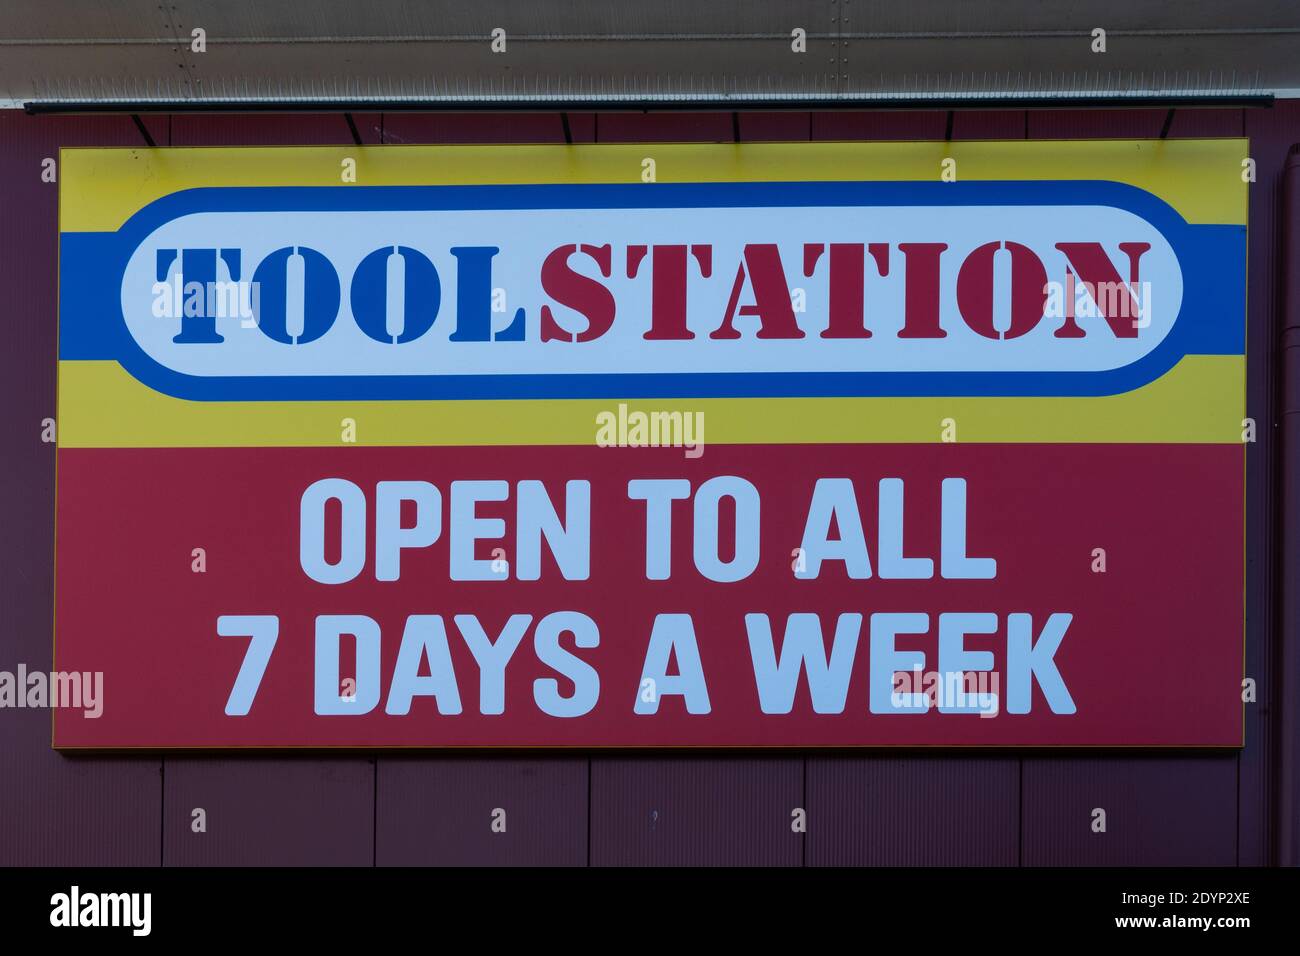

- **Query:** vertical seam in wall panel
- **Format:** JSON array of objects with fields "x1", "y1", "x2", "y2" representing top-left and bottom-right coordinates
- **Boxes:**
[
  {"x1": 372, "y1": 758, "x2": 378, "y2": 867},
  {"x1": 586, "y1": 758, "x2": 592, "y2": 867}
]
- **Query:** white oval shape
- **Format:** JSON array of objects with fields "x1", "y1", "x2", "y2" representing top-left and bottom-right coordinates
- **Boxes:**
[{"x1": 121, "y1": 203, "x2": 1183, "y2": 380}]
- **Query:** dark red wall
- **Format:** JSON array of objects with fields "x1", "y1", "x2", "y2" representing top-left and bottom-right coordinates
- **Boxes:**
[{"x1": 1, "y1": 103, "x2": 1293, "y2": 866}]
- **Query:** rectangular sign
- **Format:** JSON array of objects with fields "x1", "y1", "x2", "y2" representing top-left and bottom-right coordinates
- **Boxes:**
[{"x1": 52, "y1": 141, "x2": 1247, "y2": 747}]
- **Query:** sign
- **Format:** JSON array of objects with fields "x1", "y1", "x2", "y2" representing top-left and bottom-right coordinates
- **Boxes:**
[{"x1": 53, "y1": 142, "x2": 1246, "y2": 747}]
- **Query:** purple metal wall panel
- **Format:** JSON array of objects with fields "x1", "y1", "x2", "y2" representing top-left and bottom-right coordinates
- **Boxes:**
[
  {"x1": 168, "y1": 112, "x2": 363, "y2": 146},
  {"x1": 950, "y1": 110, "x2": 1026, "y2": 139},
  {"x1": 381, "y1": 112, "x2": 571, "y2": 144},
  {"x1": 590, "y1": 758, "x2": 803, "y2": 866},
  {"x1": 807, "y1": 757, "x2": 1019, "y2": 866},
  {"x1": 1021, "y1": 757, "x2": 1238, "y2": 866},
  {"x1": 0, "y1": 112, "x2": 162, "y2": 865},
  {"x1": 591, "y1": 111, "x2": 735, "y2": 142},
  {"x1": 738, "y1": 111, "x2": 813, "y2": 141},
  {"x1": 1165, "y1": 108, "x2": 1244, "y2": 137},
  {"x1": 348, "y1": 112, "x2": 386, "y2": 145},
  {"x1": 376, "y1": 758, "x2": 587, "y2": 866},
  {"x1": 813, "y1": 110, "x2": 947, "y2": 139},
  {"x1": 564, "y1": 113, "x2": 599, "y2": 143},
  {"x1": 0, "y1": 740, "x2": 159, "y2": 866},
  {"x1": 1026, "y1": 108, "x2": 1167, "y2": 138},
  {"x1": 0, "y1": 104, "x2": 1288, "y2": 866},
  {"x1": 1240, "y1": 98, "x2": 1300, "y2": 864},
  {"x1": 163, "y1": 758, "x2": 374, "y2": 866}
]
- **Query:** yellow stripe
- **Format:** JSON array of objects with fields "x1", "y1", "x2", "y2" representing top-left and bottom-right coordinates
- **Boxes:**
[
  {"x1": 59, "y1": 140, "x2": 1247, "y2": 233},
  {"x1": 58, "y1": 355, "x2": 1244, "y2": 448}
]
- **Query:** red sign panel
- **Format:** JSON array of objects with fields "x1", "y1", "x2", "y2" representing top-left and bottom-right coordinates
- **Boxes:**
[{"x1": 53, "y1": 443, "x2": 1242, "y2": 747}]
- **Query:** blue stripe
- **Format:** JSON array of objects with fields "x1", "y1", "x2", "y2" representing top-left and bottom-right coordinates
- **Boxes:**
[{"x1": 59, "y1": 180, "x2": 1245, "y2": 400}]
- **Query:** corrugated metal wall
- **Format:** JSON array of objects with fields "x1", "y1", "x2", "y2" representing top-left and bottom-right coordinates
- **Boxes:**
[{"x1": 1, "y1": 102, "x2": 1293, "y2": 866}]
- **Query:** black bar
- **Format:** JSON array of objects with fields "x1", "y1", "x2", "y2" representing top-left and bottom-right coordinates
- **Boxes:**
[
  {"x1": 1160, "y1": 107, "x2": 1176, "y2": 138},
  {"x1": 0, "y1": 866, "x2": 1289, "y2": 940},
  {"x1": 344, "y1": 112, "x2": 362, "y2": 145},
  {"x1": 130, "y1": 114, "x2": 155, "y2": 147}
]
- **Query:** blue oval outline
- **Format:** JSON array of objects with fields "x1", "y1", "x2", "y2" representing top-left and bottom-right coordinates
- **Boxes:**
[{"x1": 58, "y1": 180, "x2": 1245, "y2": 400}]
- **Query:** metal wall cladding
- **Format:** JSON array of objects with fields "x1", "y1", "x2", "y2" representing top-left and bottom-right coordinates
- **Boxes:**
[
  {"x1": 591, "y1": 758, "x2": 803, "y2": 867},
  {"x1": 376, "y1": 758, "x2": 588, "y2": 867},
  {"x1": 1240, "y1": 99, "x2": 1299, "y2": 865},
  {"x1": 1021, "y1": 758, "x2": 1239, "y2": 867},
  {"x1": 163, "y1": 759, "x2": 374, "y2": 866},
  {"x1": 0, "y1": 112, "x2": 163, "y2": 866},
  {"x1": 381, "y1": 112, "x2": 576, "y2": 144},
  {"x1": 807, "y1": 757, "x2": 1019, "y2": 867},
  {"x1": 167, "y1": 111, "x2": 381, "y2": 146},
  {"x1": 3, "y1": 101, "x2": 1296, "y2": 865}
]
